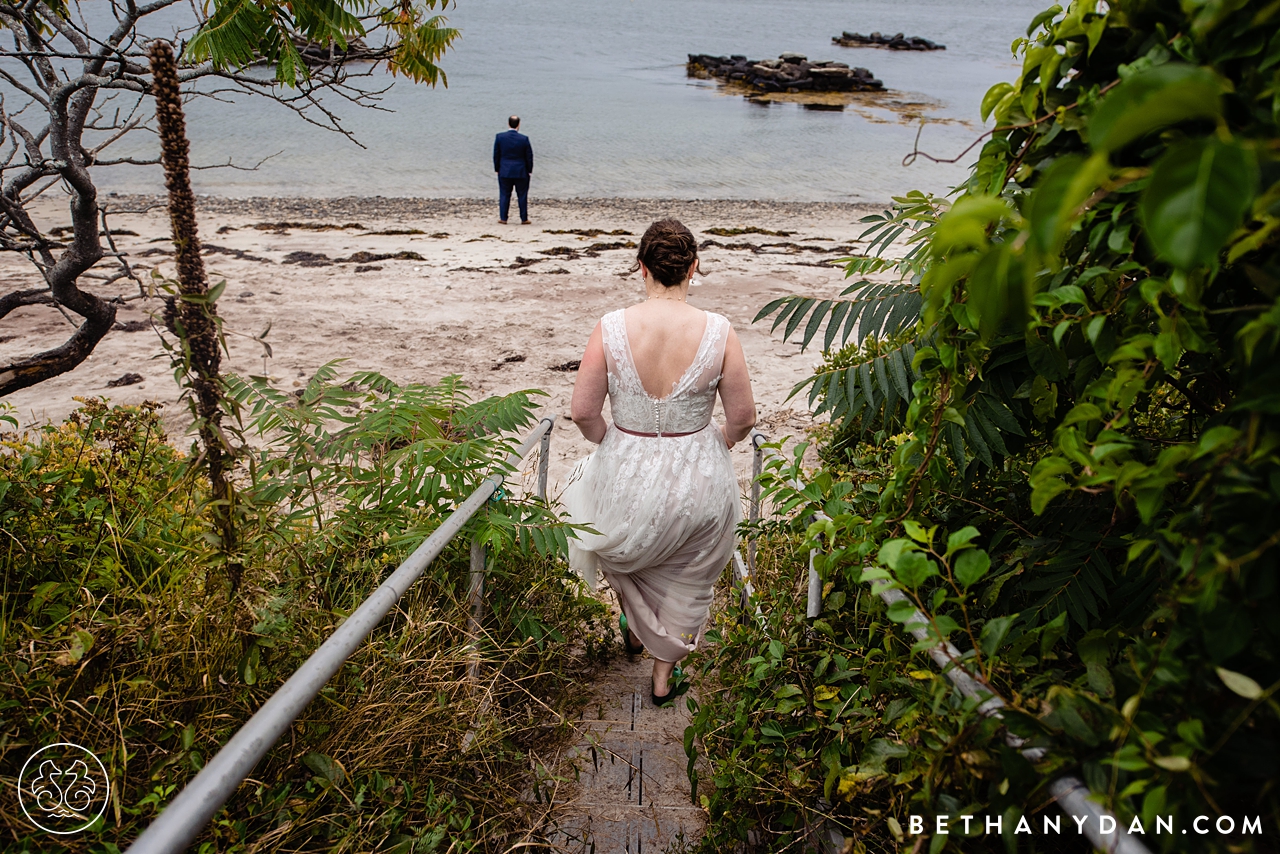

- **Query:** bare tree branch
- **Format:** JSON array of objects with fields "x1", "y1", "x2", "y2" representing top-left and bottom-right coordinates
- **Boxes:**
[
  {"x1": 0, "y1": 0, "x2": 455, "y2": 396},
  {"x1": 0, "y1": 285, "x2": 52, "y2": 320}
]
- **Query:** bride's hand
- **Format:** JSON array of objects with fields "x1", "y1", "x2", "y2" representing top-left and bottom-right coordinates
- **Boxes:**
[{"x1": 721, "y1": 424, "x2": 735, "y2": 450}]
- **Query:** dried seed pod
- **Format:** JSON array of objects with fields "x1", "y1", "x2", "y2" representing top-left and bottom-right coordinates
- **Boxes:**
[{"x1": 151, "y1": 39, "x2": 241, "y2": 590}]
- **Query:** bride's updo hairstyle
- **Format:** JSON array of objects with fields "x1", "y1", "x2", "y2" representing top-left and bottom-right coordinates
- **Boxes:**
[{"x1": 631, "y1": 218, "x2": 698, "y2": 287}]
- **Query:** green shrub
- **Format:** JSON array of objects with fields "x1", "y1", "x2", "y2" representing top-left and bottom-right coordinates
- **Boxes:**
[
  {"x1": 699, "y1": 0, "x2": 1280, "y2": 850},
  {"x1": 0, "y1": 374, "x2": 605, "y2": 852}
]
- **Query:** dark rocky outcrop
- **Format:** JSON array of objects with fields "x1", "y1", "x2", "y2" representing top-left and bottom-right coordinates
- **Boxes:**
[
  {"x1": 832, "y1": 31, "x2": 945, "y2": 50},
  {"x1": 687, "y1": 53, "x2": 884, "y2": 93},
  {"x1": 292, "y1": 35, "x2": 379, "y2": 66}
]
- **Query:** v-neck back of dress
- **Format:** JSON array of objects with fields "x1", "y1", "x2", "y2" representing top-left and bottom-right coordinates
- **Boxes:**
[
  {"x1": 564, "y1": 309, "x2": 743, "y2": 659},
  {"x1": 601, "y1": 308, "x2": 729, "y2": 435}
]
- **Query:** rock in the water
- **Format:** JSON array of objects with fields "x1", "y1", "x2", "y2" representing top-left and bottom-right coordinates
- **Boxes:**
[
  {"x1": 687, "y1": 52, "x2": 885, "y2": 93},
  {"x1": 291, "y1": 35, "x2": 380, "y2": 65},
  {"x1": 832, "y1": 30, "x2": 945, "y2": 50}
]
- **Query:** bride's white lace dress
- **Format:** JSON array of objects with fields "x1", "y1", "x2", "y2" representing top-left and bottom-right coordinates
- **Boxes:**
[{"x1": 564, "y1": 308, "x2": 740, "y2": 663}]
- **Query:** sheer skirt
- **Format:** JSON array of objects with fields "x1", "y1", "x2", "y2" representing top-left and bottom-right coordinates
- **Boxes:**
[{"x1": 564, "y1": 421, "x2": 740, "y2": 662}]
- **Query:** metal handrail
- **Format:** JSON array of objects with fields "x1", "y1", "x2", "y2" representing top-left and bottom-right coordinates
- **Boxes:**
[
  {"x1": 125, "y1": 417, "x2": 555, "y2": 854},
  {"x1": 746, "y1": 429, "x2": 1150, "y2": 854}
]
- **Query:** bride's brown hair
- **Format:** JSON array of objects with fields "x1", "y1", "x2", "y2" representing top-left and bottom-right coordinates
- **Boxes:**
[{"x1": 631, "y1": 218, "x2": 699, "y2": 287}]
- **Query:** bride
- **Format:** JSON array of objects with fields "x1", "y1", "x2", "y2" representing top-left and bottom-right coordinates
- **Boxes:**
[{"x1": 564, "y1": 218, "x2": 757, "y2": 705}]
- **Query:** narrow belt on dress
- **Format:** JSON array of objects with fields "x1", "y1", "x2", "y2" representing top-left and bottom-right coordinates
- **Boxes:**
[{"x1": 614, "y1": 423, "x2": 704, "y2": 438}]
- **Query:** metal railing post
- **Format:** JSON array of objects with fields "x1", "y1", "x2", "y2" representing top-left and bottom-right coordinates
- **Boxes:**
[
  {"x1": 742, "y1": 432, "x2": 765, "y2": 613},
  {"x1": 751, "y1": 431, "x2": 1151, "y2": 854},
  {"x1": 806, "y1": 544, "x2": 822, "y2": 619},
  {"x1": 124, "y1": 417, "x2": 554, "y2": 854},
  {"x1": 749, "y1": 434, "x2": 762, "y2": 578},
  {"x1": 537, "y1": 425, "x2": 551, "y2": 501},
  {"x1": 466, "y1": 539, "x2": 487, "y2": 681},
  {"x1": 723, "y1": 433, "x2": 769, "y2": 623}
]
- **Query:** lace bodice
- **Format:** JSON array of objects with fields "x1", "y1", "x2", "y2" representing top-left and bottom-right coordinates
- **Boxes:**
[{"x1": 601, "y1": 308, "x2": 729, "y2": 435}]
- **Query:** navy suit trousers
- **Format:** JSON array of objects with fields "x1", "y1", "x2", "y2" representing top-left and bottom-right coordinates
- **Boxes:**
[{"x1": 499, "y1": 176, "x2": 529, "y2": 222}]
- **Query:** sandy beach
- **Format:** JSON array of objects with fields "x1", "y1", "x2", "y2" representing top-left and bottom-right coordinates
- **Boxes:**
[{"x1": 1, "y1": 195, "x2": 879, "y2": 493}]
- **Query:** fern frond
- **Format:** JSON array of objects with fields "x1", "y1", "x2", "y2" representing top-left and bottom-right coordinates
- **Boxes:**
[
  {"x1": 187, "y1": 0, "x2": 459, "y2": 88},
  {"x1": 753, "y1": 282, "x2": 923, "y2": 353},
  {"x1": 790, "y1": 335, "x2": 924, "y2": 433},
  {"x1": 947, "y1": 388, "x2": 1031, "y2": 473},
  {"x1": 458, "y1": 389, "x2": 546, "y2": 436}
]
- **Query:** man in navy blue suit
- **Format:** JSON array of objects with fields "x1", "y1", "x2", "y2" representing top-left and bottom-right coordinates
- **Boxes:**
[{"x1": 493, "y1": 115, "x2": 534, "y2": 224}]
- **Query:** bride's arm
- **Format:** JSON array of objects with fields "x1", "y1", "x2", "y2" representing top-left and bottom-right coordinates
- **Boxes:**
[
  {"x1": 570, "y1": 321, "x2": 609, "y2": 443},
  {"x1": 718, "y1": 327, "x2": 757, "y2": 449}
]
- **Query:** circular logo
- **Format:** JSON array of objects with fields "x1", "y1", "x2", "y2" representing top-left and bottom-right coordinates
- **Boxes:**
[{"x1": 17, "y1": 742, "x2": 110, "y2": 834}]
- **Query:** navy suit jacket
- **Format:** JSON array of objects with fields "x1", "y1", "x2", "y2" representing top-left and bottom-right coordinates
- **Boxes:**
[{"x1": 494, "y1": 129, "x2": 534, "y2": 179}]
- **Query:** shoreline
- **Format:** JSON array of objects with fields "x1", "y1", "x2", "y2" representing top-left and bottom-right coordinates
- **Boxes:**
[{"x1": 105, "y1": 194, "x2": 885, "y2": 220}]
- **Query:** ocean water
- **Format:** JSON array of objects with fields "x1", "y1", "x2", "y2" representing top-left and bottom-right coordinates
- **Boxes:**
[{"x1": 88, "y1": 0, "x2": 1048, "y2": 202}]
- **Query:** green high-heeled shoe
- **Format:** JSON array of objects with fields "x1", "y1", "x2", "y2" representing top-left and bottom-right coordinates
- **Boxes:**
[{"x1": 620, "y1": 613, "x2": 645, "y2": 655}]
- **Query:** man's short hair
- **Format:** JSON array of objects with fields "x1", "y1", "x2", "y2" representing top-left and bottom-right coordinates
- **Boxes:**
[{"x1": 508, "y1": 115, "x2": 520, "y2": 129}]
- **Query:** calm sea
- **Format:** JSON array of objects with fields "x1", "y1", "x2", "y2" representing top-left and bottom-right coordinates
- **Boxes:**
[{"x1": 93, "y1": 0, "x2": 1047, "y2": 203}]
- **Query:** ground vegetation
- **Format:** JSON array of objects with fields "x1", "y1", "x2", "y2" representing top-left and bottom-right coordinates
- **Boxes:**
[
  {"x1": 688, "y1": 0, "x2": 1280, "y2": 850},
  {"x1": 0, "y1": 373, "x2": 607, "y2": 851}
]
